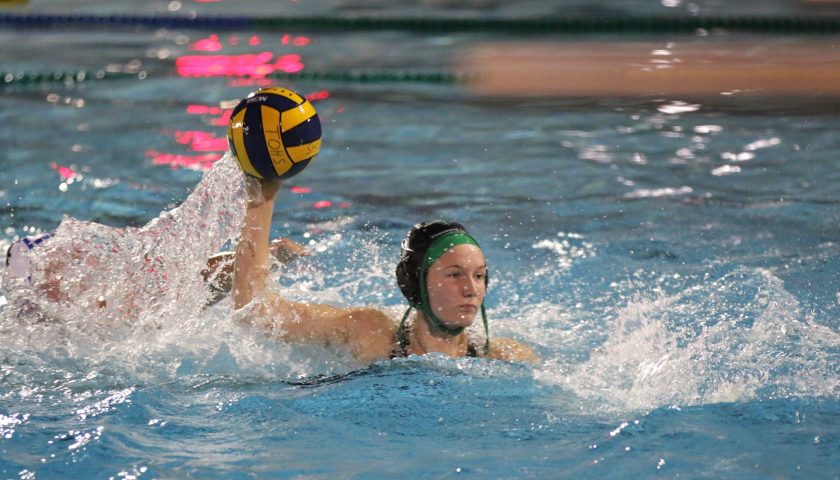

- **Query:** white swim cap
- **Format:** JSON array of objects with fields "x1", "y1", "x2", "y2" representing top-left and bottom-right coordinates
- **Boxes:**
[{"x1": 4, "y1": 233, "x2": 53, "y2": 280}]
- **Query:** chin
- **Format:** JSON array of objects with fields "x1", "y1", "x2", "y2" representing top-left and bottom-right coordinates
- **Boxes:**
[{"x1": 445, "y1": 313, "x2": 476, "y2": 328}]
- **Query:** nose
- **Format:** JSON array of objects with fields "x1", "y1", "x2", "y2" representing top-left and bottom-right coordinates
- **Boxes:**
[{"x1": 462, "y1": 276, "x2": 480, "y2": 297}]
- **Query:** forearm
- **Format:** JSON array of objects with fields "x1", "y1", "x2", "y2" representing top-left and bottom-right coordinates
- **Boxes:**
[{"x1": 232, "y1": 196, "x2": 275, "y2": 309}]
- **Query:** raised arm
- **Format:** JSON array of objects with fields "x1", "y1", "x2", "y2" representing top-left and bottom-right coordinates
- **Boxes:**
[
  {"x1": 230, "y1": 179, "x2": 395, "y2": 364},
  {"x1": 232, "y1": 179, "x2": 282, "y2": 309}
]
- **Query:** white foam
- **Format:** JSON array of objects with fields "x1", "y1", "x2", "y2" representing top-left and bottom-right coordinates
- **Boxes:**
[
  {"x1": 0, "y1": 153, "x2": 253, "y2": 376},
  {"x1": 534, "y1": 267, "x2": 840, "y2": 414}
]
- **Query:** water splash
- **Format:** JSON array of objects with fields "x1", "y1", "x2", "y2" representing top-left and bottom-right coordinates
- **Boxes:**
[
  {"x1": 0, "y1": 153, "x2": 249, "y2": 376},
  {"x1": 0, "y1": 156, "x2": 403, "y2": 384},
  {"x1": 535, "y1": 267, "x2": 839, "y2": 413},
  {"x1": 3, "y1": 164, "x2": 837, "y2": 412}
]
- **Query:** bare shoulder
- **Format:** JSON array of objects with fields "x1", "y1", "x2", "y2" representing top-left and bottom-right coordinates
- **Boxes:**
[
  {"x1": 485, "y1": 336, "x2": 540, "y2": 363},
  {"x1": 265, "y1": 301, "x2": 396, "y2": 364},
  {"x1": 335, "y1": 307, "x2": 397, "y2": 364},
  {"x1": 342, "y1": 306, "x2": 397, "y2": 335}
]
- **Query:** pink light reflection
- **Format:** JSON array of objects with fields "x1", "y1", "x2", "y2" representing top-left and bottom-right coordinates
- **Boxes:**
[
  {"x1": 306, "y1": 90, "x2": 330, "y2": 101},
  {"x1": 186, "y1": 104, "x2": 223, "y2": 115},
  {"x1": 226, "y1": 78, "x2": 274, "y2": 89},
  {"x1": 281, "y1": 34, "x2": 311, "y2": 46},
  {"x1": 146, "y1": 150, "x2": 221, "y2": 170},
  {"x1": 50, "y1": 162, "x2": 78, "y2": 180},
  {"x1": 210, "y1": 110, "x2": 233, "y2": 126},
  {"x1": 185, "y1": 104, "x2": 231, "y2": 127},
  {"x1": 310, "y1": 200, "x2": 352, "y2": 209},
  {"x1": 174, "y1": 130, "x2": 229, "y2": 152},
  {"x1": 176, "y1": 52, "x2": 304, "y2": 78},
  {"x1": 189, "y1": 35, "x2": 223, "y2": 52}
]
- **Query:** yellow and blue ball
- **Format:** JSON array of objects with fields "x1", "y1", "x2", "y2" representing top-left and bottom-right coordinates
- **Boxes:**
[{"x1": 227, "y1": 87, "x2": 322, "y2": 179}]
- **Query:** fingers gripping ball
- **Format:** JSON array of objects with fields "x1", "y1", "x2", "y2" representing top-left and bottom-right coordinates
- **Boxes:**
[{"x1": 227, "y1": 87, "x2": 322, "y2": 179}]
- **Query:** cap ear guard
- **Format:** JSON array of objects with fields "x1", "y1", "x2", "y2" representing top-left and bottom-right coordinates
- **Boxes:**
[{"x1": 395, "y1": 252, "x2": 421, "y2": 306}]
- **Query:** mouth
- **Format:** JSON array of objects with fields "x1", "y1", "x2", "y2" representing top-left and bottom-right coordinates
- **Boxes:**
[{"x1": 458, "y1": 304, "x2": 478, "y2": 313}]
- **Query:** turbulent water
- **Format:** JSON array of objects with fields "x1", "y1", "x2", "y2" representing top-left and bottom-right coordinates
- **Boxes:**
[
  {"x1": 2, "y1": 0, "x2": 840, "y2": 477},
  {"x1": 2, "y1": 102, "x2": 839, "y2": 477},
  {"x1": 1, "y1": 153, "x2": 837, "y2": 478},
  {"x1": 2, "y1": 155, "x2": 247, "y2": 376}
]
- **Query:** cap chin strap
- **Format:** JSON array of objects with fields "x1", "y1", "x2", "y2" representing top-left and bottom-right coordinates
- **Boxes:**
[
  {"x1": 417, "y1": 260, "x2": 467, "y2": 337},
  {"x1": 397, "y1": 304, "x2": 490, "y2": 356}
]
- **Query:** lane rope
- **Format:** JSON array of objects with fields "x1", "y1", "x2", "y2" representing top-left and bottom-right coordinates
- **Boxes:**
[
  {"x1": 2, "y1": 12, "x2": 840, "y2": 33},
  {"x1": 0, "y1": 69, "x2": 467, "y2": 86}
]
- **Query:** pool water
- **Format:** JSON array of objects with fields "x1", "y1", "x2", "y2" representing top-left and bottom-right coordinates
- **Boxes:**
[{"x1": 2, "y1": 1, "x2": 839, "y2": 479}]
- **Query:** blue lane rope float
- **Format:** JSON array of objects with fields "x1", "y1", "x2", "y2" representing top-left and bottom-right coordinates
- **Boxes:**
[
  {"x1": 3, "y1": 12, "x2": 840, "y2": 33},
  {"x1": 0, "y1": 69, "x2": 467, "y2": 86}
]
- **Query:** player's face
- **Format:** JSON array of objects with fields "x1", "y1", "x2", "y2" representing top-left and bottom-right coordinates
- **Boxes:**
[{"x1": 425, "y1": 244, "x2": 486, "y2": 328}]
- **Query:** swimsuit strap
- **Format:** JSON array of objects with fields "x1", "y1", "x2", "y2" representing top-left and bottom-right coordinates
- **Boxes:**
[{"x1": 391, "y1": 307, "x2": 413, "y2": 358}]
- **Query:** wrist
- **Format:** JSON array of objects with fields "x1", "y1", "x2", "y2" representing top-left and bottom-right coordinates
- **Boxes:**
[{"x1": 245, "y1": 177, "x2": 282, "y2": 206}]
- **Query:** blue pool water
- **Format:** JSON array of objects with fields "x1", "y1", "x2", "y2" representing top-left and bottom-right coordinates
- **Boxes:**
[{"x1": 2, "y1": 1, "x2": 840, "y2": 478}]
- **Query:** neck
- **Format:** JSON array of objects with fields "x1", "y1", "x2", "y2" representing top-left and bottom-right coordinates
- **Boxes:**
[{"x1": 407, "y1": 311, "x2": 469, "y2": 358}]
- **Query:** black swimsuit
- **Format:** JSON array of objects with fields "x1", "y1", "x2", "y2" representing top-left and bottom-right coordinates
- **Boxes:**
[{"x1": 390, "y1": 322, "x2": 479, "y2": 359}]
